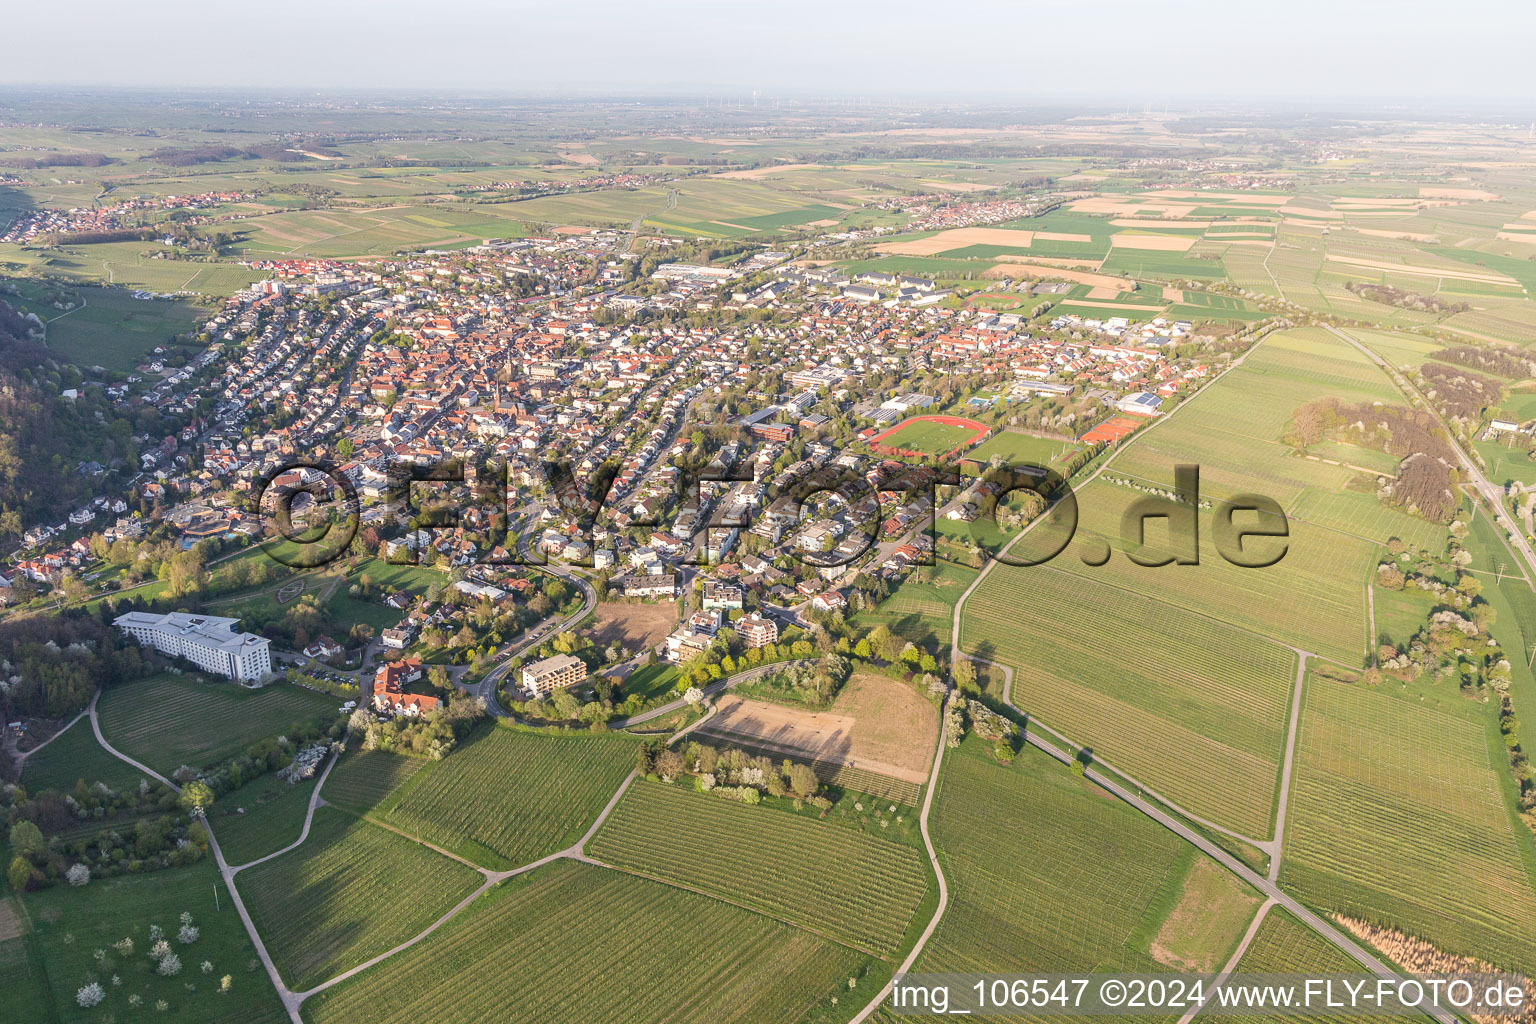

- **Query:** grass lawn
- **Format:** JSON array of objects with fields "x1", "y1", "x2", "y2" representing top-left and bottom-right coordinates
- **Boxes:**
[
  {"x1": 238, "y1": 808, "x2": 482, "y2": 990},
  {"x1": 97, "y1": 674, "x2": 341, "y2": 775},
  {"x1": 853, "y1": 559, "x2": 976, "y2": 650},
  {"x1": 589, "y1": 779, "x2": 929, "y2": 954},
  {"x1": 371, "y1": 725, "x2": 638, "y2": 869},
  {"x1": 619, "y1": 663, "x2": 681, "y2": 703},
  {"x1": 300, "y1": 860, "x2": 867, "y2": 1024},
  {"x1": 967, "y1": 430, "x2": 1080, "y2": 470},
  {"x1": 20, "y1": 861, "x2": 289, "y2": 1024},
  {"x1": 1372, "y1": 583, "x2": 1435, "y2": 648}
]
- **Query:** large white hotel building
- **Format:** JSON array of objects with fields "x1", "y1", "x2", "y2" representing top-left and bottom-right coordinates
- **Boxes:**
[{"x1": 114, "y1": 611, "x2": 273, "y2": 682}]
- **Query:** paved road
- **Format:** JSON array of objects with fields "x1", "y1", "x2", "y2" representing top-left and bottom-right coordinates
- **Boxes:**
[
  {"x1": 470, "y1": 559, "x2": 597, "y2": 714},
  {"x1": 1326, "y1": 324, "x2": 1536, "y2": 583}
]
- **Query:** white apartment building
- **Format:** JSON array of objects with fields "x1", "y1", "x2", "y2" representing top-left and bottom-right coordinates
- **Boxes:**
[{"x1": 114, "y1": 611, "x2": 272, "y2": 682}]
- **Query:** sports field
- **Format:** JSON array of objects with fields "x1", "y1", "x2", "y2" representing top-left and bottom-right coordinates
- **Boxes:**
[
  {"x1": 967, "y1": 430, "x2": 1080, "y2": 470},
  {"x1": 239, "y1": 808, "x2": 483, "y2": 990},
  {"x1": 301, "y1": 860, "x2": 867, "y2": 1024},
  {"x1": 96, "y1": 674, "x2": 340, "y2": 774},
  {"x1": 588, "y1": 779, "x2": 929, "y2": 954},
  {"x1": 1282, "y1": 673, "x2": 1536, "y2": 973},
  {"x1": 373, "y1": 725, "x2": 638, "y2": 869},
  {"x1": 869, "y1": 415, "x2": 989, "y2": 458}
]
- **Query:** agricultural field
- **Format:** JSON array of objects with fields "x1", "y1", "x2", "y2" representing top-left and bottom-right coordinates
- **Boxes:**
[
  {"x1": 36, "y1": 285, "x2": 208, "y2": 370},
  {"x1": 301, "y1": 860, "x2": 867, "y2": 1024},
  {"x1": 1228, "y1": 910, "x2": 1422, "y2": 1024},
  {"x1": 18, "y1": 861, "x2": 288, "y2": 1024},
  {"x1": 20, "y1": 716, "x2": 149, "y2": 794},
  {"x1": 239, "y1": 808, "x2": 483, "y2": 990},
  {"x1": 915, "y1": 739, "x2": 1256, "y2": 981},
  {"x1": 223, "y1": 203, "x2": 532, "y2": 258},
  {"x1": 321, "y1": 749, "x2": 425, "y2": 815},
  {"x1": 373, "y1": 725, "x2": 637, "y2": 869},
  {"x1": 961, "y1": 562, "x2": 1294, "y2": 837},
  {"x1": 701, "y1": 671, "x2": 937, "y2": 785},
  {"x1": 692, "y1": 729, "x2": 923, "y2": 806},
  {"x1": 207, "y1": 772, "x2": 321, "y2": 866},
  {"x1": 1282, "y1": 672, "x2": 1536, "y2": 973},
  {"x1": 97, "y1": 674, "x2": 340, "y2": 775},
  {"x1": 588, "y1": 779, "x2": 930, "y2": 954}
]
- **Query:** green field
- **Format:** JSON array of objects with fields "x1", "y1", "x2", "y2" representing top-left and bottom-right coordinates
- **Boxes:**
[
  {"x1": 38, "y1": 285, "x2": 208, "y2": 370},
  {"x1": 97, "y1": 674, "x2": 340, "y2": 775},
  {"x1": 239, "y1": 808, "x2": 483, "y2": 990},
  {"x1": 18, "y1": 861, "x2": 288, "y2": 1024},
  {"x1": 914, "y1": 739, "x2": 1257, "y2": 980},
  {"x1": 588, "y1": 779, "x2": 929, "y2": 954},
  {"x1": 373, "y1": 725, "x2": 637, "y2": 869},
  {"x1": 967, "y1": 430, "x2": 1080, "y2": 469},
  {"x1": 854, "y1": 558, "x2": 977, "y2": 648},
  {"x1": 961, "y1": 563, "x2": 1294, "y2": 837},
  {"x1": 301, "y1": 860, "x2": 866, "y2": 1024},
  {"x1": 1282, "y1": 673, "x2": 1536, "y2": 973},
  {"x1": 20, "y1": 716, "x2": 149, "y2": 794},
  {"x1": 322, "y1": 749, "x2": 425, "y2": 815},
  {"x1": 875, "y1": 417, "x2": 984, "y2": 456},
  {"x1": 207, "y1": 771, "x2": 321, "y2": 866}
]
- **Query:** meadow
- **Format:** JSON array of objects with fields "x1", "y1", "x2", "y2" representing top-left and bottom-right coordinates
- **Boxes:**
[
  {"x1": 588, "y1": 779, "x2": 929, "y2": 954},
  {"x1": 97, "y1": 674, "x2": 340, "y2": 775},
  {"x1": 300, "y1": 860, "x2": 866, "y2": 1024},
  {"x1": 373, "y1": 725, "x2": 637, "y2": 869},
  {"x1": 207, "y1": 772, "x2": 321, "y2": 866},
  {"x1": 238, "y1": 808, "x2": 483, "y2": 990},
  {"x1": 37, "y1": 285, "x2": 209, "y2": 370},
  {"x1": 853, "y1": 558, "x2": 976, "y2": 649},
  {"x1": 967, "y1": 431, "x2": 1081, "y2": 471},
  {"x1": 961, "y1": 563, "x2": 1294, "y2": 837},
  {"x1": 1281, "y1": 673, "x2": 1536, "y2": 973},
  {"x1": 19, "y1": 861, "x2": 288, "y2": 1024},
  {"x1": 21, "y1": 716, "x2": 150, "y2": 793}
]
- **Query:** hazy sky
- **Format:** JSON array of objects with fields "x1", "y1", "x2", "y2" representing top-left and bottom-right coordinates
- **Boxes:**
[{"x1": 6, "y1": 0, "x2": 1534, "y2": 105}]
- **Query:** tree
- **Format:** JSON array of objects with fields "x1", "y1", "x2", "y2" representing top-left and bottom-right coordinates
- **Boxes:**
[
  {"x1": 66, "y1": 863, "x2": 90, "y2": 887},
  {"x1": 787, "y1": 762, "x2": 819, "y2": 799},
  {"x1": 952, "y1": 658, "x2": 977, "y2": 692},
  {"x1": 179, "y1": 780, "x2": 214, "y2": 815},
  {"x1": 8, "y1": 856, "x2": 40, "y2": 892},
  {"x1": 8, "y1": 820, "x2": 45, "y2": 862}
]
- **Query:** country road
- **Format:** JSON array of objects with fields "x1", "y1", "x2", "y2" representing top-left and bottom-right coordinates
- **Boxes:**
[
  {"x1": 1325, "y1": 323, "x2": 1536, "y2": 586},
  {"x1": 897, "y1": 325, "x2": 1454, "y2": 1024}
]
